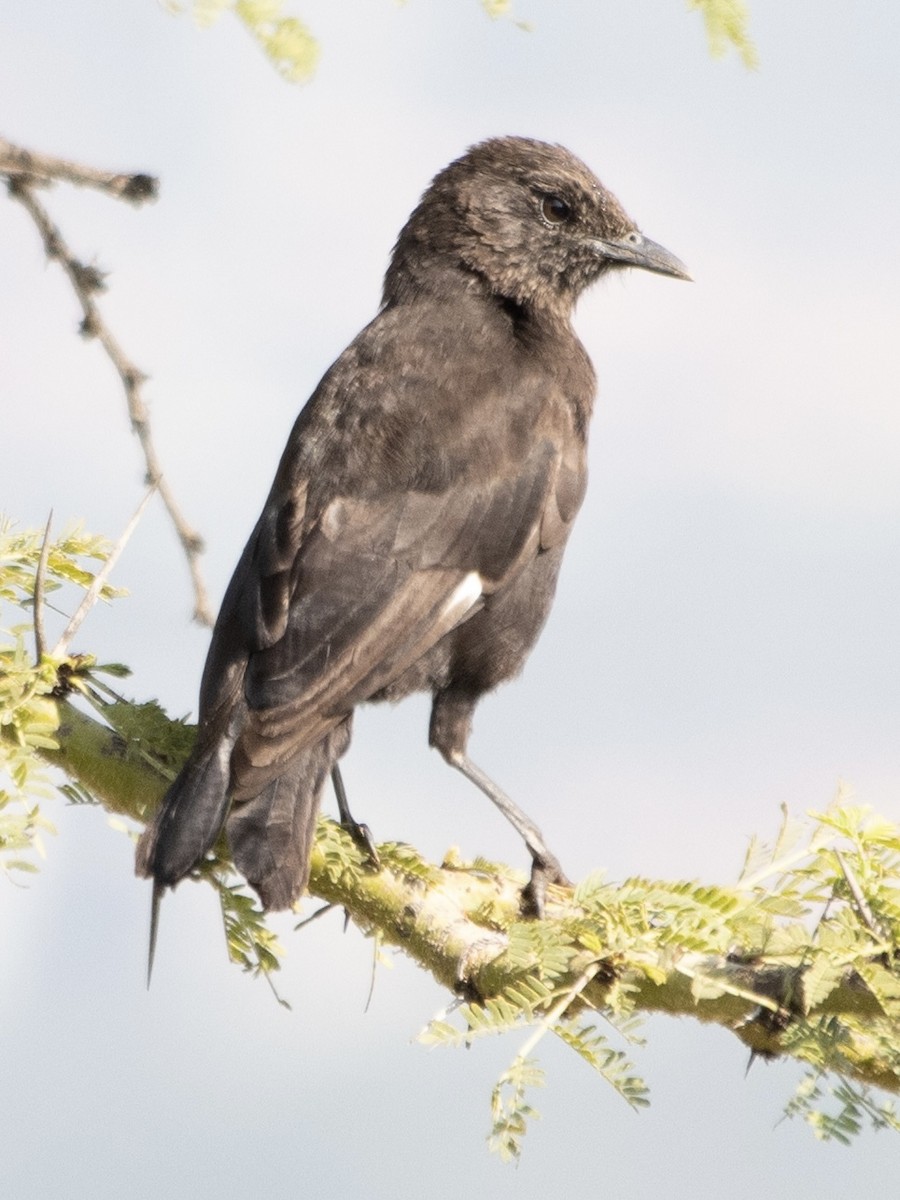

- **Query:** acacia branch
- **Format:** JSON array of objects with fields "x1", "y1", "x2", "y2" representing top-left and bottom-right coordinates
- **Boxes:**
[
  {"x1": 40, "y1": 697, "x2": 900, "y2": 1101},
  {"x1": 2, "y1": 137, "x2": 214, "y2": 626}
]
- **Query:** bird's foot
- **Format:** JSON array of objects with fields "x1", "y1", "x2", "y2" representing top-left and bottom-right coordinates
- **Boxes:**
[
  {"x1": 520, "y1": 851, "x2": 571, "y2": 919},
  {"x1": 331, "y1": 765, "x2": 380, "y2": 868},
  {"x1": 341, "y1": 817, "x2": 381, "y2": 870}
]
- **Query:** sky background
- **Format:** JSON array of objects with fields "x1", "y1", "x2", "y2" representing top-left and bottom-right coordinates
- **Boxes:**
[{"x1": 2, "y1": 1, "x2": 900, "y2": 1195}]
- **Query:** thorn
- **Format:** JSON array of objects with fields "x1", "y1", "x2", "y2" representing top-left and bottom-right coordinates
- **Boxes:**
[
  {"x1": 364, "y1": 932, "x2": 381, "y2": 1014},
  {"x1": 33, "y1": 511, "x2": 53, "y2": 662},
  {"x1": 834, "y1": 848, "x2": 881, "y2": 937},
  {"x1": 51, "y1": 483, "x2": 156, "y2": 658},
  {"x1": 293, "y1": 901, "x2": 336, "y2": 932}
]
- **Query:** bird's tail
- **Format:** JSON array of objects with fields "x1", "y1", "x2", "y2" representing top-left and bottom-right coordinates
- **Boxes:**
[
  {"x1": 226, "y1": 722, "x2": 350, "y2": 910},
  {"x1": 136, "y1": 734, "x2": 235, "y2": 985},
  {"x1": 137, "y1": 719, "x2": 352, "y2": 923},
  {"x1": 136, "y1": 734, "x2": 234, "y2": 889}
]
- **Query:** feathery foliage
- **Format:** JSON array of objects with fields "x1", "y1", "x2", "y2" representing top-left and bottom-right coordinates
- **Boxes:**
[
  {"x1": 166, "y1": 0, "x2": 758, "y2": 82},
  {"x1": 211, "y1": 867, "x2": 287, "y2": 979},
  {"x1": 166, "y1": 0, "x2": 319, "y2": 81},
  {"x1": 0, "y1": 517, "x2": 126, "y2": 876}
]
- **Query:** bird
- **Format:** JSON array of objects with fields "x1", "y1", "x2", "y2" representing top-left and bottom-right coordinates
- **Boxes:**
[{"x1": 136, "y1": 136, "x2": 689, "y2": 959}]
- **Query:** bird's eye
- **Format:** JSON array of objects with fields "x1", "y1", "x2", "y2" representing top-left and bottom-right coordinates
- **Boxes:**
[{"x1": 540, "y1": 194, "x2": 572, "y2": 225}]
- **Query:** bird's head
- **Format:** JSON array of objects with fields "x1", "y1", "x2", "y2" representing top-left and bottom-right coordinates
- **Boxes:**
[{"x1": 385, "y1": 136, "x2": 690, "y2": 316}]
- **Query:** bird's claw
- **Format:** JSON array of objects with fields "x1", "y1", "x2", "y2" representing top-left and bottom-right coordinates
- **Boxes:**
[
  {"x1": 520, "y1": 851, "x2": 570, "y2": 919},
  {"x1": 342, "y1": 818, "x2": 381, "y2": 870}
]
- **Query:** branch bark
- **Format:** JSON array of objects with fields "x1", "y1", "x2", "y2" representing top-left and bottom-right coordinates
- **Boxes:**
[{"x1": 0, "y1": 137, "x2": 157, "y2": 203}]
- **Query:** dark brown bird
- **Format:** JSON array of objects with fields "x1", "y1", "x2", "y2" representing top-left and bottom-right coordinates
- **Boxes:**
[{"x1": 137, "y1": 136, "x2": 688, "y2": 954}]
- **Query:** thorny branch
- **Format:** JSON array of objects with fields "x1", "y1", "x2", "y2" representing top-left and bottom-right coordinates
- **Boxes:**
[{"x1": 1, "y1": 136, "x2": 214, "y2": 626}]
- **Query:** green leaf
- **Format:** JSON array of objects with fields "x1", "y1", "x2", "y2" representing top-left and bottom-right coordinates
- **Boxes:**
[
  {"x1": 686, "y1": 0, "x2": 758, "y2": 68},
  {"x1": 488, "y1": 1056, "x2": 544, "y2": 1163}
]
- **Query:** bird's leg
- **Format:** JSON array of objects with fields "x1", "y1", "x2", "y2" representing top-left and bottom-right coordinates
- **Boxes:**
[
  {"x1": 430, "y1": 691, "x2": 569, "y2": 917},
  {"x1": 331, "y1": 765, "x2": 380, "y2": 868},
  {"x1": 444, "y1": 749, "x2": 570, "y2": 918}
]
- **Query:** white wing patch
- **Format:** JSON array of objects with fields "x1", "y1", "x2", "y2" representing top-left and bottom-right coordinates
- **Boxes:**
[{"x1": 441, "y1": 570, "x2": 484, "y2": 628}]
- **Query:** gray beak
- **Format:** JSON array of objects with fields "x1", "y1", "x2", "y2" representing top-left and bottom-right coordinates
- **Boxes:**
[{"x1": 592, "y1": 231, "x2": 691, "y2": 280}]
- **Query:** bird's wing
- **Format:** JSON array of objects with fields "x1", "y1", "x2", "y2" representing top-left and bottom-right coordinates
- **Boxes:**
[{"x1": 217, "y1": 435, "x2": 562, "y2": 799}]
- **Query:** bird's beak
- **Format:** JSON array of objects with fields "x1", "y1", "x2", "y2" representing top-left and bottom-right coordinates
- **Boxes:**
[{"x1": 592, "y1": 232, "x2": 692, "y2": 281}]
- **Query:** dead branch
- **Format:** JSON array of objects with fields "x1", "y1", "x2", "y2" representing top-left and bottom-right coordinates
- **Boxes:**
[
  {"x1": 2, "y1": 137, "x2": 214, "y2": 626},
  {"x1": 0, "y1": 137, "x2": 158, "y2": 204}
]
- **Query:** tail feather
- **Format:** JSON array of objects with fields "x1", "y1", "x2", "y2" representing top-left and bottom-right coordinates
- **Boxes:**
[
  {"x1": 138, "y1": 716, "x2": 353, "y2": 965},
  {"x1": 227, "y1": 721, "x2": 351, "y2": 910},
  {"x1": 135, "y1": 735, "x2": 233, "y2": 886},
  {"x1": 146, "y1": 879, "x2": 164, "y2": 988}
]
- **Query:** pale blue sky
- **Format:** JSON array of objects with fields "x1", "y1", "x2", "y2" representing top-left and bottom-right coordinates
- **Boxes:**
[{"x1": 2, "y1": 2, "x2": 900, "y2": 1196}]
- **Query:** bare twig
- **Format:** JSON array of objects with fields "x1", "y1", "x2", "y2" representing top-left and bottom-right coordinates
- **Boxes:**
[
  {"x1": 0, "y1": 137, "x2": 158, "y2": 204},
  {"x1": 3, "y1": 145, "x2": 214, "y2": 625},
  {"x1": 51, "y1": 485, "x2": 157, "y2": 658}
]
